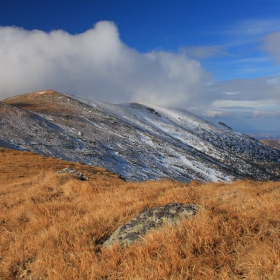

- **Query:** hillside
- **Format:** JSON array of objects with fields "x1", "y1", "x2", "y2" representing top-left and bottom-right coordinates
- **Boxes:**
[
  {"x1": 1, "y1": 148, "x2": 280, "y2": 279},
  {"x1": 0, "y1": 147, "x2": 122, "y2": 185},
  {"x1": 260, "y1": 139, "x2": 280, "y2": 151},
  {"x1": 1, "y1": 90, "x2": 280, "y2": 182}
]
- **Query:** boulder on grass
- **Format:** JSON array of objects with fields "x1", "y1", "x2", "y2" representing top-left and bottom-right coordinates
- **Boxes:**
[
  {"x1": 102, "y1": 203, "x2": 200, "y2": 248},
  {"x1": 57, "y1": 167, "x2": 89, "y2": 181}
]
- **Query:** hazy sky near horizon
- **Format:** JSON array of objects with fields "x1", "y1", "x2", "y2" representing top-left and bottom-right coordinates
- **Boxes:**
[{"x1": 1, "y1": 0, "x2": 280, "y2": 138}]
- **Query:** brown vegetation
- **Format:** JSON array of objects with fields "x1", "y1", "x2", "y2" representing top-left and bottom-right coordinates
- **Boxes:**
[
  {"x1": 260, "y1": 139, "x2": 280, "y2": 151},
  {"x1": 0, "y1": 148, "x2": 121, "y2": 185},
  {"x1": 1, "y1": 148, "x2": 280, "y2": 279},
  {"x1": 3, "y1": 90, "x2": 85, "y2": 116}
]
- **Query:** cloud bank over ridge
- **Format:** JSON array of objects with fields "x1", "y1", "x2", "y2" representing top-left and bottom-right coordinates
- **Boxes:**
[{"x1": 0, "y1": 21, "x2": 210, "y2": 107}]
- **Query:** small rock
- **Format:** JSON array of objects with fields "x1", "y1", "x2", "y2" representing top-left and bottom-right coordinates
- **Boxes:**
[
  {"x1": 102, "y1": 203, "x2": 200, "y2": 248},
  {"x1": 57, "y1": 167, "x2": 89, "y2": 181}
]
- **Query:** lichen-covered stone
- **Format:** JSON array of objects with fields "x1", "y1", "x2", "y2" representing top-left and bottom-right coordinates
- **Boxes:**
[
  {"x1": 102, "y1": 203, "x2": 200, "y2": 248},
  {"x1": 57, "y1": 167, "x2": 89, "y2": 181}
]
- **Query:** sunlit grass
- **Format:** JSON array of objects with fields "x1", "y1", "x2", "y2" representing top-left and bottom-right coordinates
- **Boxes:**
[{"x1": 1, "y1": 148, "x2": 280, "y2": 279}]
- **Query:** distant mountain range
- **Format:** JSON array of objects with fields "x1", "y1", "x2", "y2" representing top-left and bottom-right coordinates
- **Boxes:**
[
  {"x1": 247, "y1": 131, "x2": 280, "y2": 140},
  {"x1": 260, "y1": 139, "x2": 280, "y2": 151},
  {"x1": 1, "y1": 90, "x2": 280, "y2": 182}
]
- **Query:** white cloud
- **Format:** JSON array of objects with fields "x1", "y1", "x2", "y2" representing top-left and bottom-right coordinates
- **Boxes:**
[
  {"x1": 0, "y1": 21, "x2": 210, "y2": 107},
  {"x1": 211, "y1": 99, "x2": 279, "y2": 109},
  {"x1": 213, "y1": 77, "x2": 279, "y2": 101},
  {"x1": 264, "y1": 31, "x2": 280, "y2": 64},
  {"x1": 225, "y1": 19, "x2": 280, "y2": 45},
  {"x1": 199, "y1": 74, "x2": 280, "y2": 137},
  {"x1": 180, "y1": 45, "x2": 228, "y2": 59}
]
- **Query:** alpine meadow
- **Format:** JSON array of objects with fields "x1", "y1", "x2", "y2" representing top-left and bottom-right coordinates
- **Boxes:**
[{"x1": 1, "y1": 148, "x2": 280, "y2": 279}]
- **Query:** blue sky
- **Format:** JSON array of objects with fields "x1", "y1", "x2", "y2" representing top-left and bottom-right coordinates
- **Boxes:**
[{"x1": 1, "y1": 0, "x2": 280, "y2": 138}]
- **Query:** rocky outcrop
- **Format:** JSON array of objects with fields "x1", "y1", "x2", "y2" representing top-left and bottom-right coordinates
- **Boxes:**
[
  {"x1": 57, "y1": 167, "x2": 89, "y2": 181},
  {"x1": 102, "y1": 203, "x2": 200, "y2": 248}
]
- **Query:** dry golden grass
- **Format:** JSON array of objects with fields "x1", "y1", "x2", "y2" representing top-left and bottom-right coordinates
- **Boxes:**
[
  {"x1": 0, "y1": 148, "x2": 121, "y2": 185},
  {"x1": 1, "y1": 148, "x2": 280, "y2": 279},
  {"x1": 3, "y1": 90, "x2": 86, "y2": 116}
]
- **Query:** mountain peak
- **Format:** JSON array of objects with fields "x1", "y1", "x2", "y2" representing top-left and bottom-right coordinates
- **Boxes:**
[
  {"x1": 3, "y1": 89, "x2": 60, "y2": 101},
  {"x1": 2, "y1": 90, "x2": 75, "y2": 114}
]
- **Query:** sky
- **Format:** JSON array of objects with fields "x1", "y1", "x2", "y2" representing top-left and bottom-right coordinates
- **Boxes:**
[{"x1": 0, "y1": 0, "x2": 280, "y2": 138}]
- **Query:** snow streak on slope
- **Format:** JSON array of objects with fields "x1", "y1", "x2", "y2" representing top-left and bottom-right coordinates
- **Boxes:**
[{"x1": 1, "y1": 90, "x2": 280, "y2": 182}]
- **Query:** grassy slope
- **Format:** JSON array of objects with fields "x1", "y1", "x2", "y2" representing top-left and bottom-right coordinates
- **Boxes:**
[{"x1": 1, "y1": 148, "x2": 280, "y2": 279}]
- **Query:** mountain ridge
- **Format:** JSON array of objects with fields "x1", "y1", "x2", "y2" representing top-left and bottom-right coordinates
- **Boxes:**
[{"x1": 1, "y1": 89, "x2": 280, "y2": 182}]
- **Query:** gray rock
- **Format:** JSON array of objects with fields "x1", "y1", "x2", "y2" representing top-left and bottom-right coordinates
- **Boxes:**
[
  {"x1": 102, "y1": 203, "x2": 200, "y2": 248},
  {"x1": 57, "y1": 167, "x2": 89, "y2": 181}
]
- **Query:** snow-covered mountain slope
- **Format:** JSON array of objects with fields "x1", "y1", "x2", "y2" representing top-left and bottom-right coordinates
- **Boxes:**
[{"x1": 1, "y1": 90, "x2": 280, "y2": 182}]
